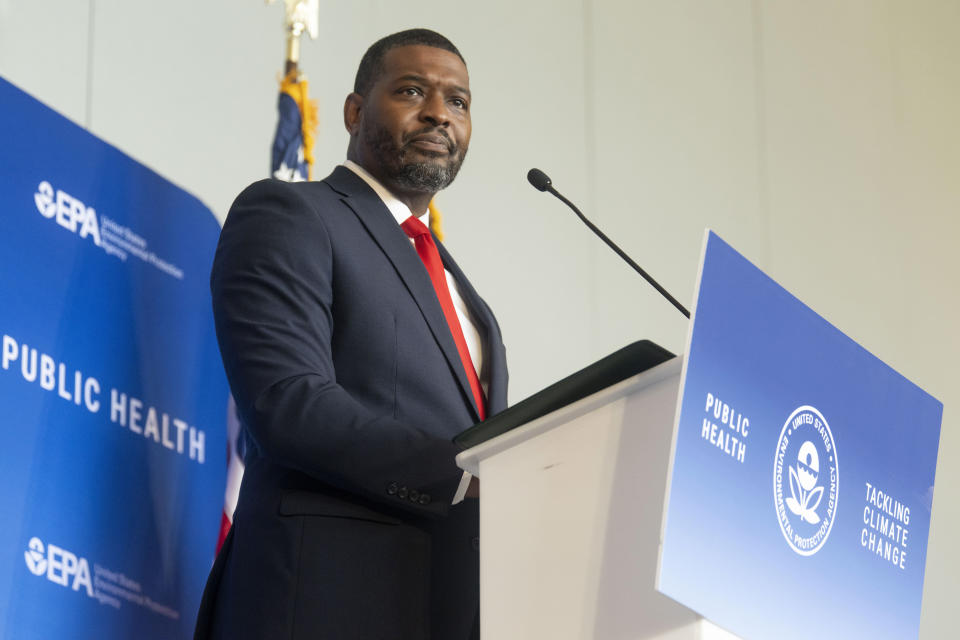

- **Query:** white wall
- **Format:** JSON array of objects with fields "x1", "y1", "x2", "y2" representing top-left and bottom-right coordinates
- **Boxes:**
[
  {"x1": 585, "y1": 1, "x2": 960, "y2": 637},
  {"x1": 759, "y1": 3, "x2": 960, "y2": 636},
  {"x1": 1, "y1": 0, "x2": 957, "y2": 636}
]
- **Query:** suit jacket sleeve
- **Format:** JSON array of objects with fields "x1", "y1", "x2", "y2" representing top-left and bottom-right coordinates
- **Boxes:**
[{"x1": 211, "y1": 179, "x2": 463, "y2": 517}]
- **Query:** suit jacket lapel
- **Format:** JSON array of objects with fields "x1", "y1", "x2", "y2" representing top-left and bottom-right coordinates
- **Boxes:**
[
  {"x1": 435, "y1": 239, "x2": 508, "y2": 416},
  {"x1": 323, "y1": 167, "x2": 482, "y2": 422}
]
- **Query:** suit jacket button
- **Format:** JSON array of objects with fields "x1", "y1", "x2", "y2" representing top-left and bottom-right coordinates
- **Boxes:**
[
  {"x1": 471, "y1": 537, "x2": 480, "y2": 551},
  {"x1": 398, "y1": 486, "x2": 408, "y2": 499},
  {"x1": 419, "y1": 494, "x2": 431, "y2": 505},
  {"x1": 409, "y1": 489, "x2": 420, "y2": 502},
  {"x1": 387, "y1": 482, "x2": 398, "y2": 495}
]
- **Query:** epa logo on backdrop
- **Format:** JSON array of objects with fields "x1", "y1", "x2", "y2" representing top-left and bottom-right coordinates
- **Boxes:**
[
  {"x1": 23, "y1": 536, "x2": 94, "y2": 597},
  {"x1": 773, "y1": 406, "x2": 839, "y2": 556},
  {"x1": 34, "y1": 180, "x2": 102, "y2": 246},
  {"x1": 31, "y1": 180, "x2": 185, "y2": 279}
]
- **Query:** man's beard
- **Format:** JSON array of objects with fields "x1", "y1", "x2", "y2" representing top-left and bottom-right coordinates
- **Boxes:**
[{"x1": 364, "y1": 124, "x2": 467, "y2": 193}]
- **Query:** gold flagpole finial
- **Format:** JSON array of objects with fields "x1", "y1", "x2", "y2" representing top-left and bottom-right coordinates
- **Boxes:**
[{"x1": 266, "y1": 0, "x2": 320, "y2": 74}]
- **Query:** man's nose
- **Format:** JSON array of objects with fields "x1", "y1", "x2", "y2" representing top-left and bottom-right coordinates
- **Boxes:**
[{"x1": 419, "y1": 91, "x2": 450, "y2": 127}]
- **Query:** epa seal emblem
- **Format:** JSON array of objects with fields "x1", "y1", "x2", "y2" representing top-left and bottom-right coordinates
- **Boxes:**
[
  {"x1": 24, "y1": 537, "x2": 46, "y2": 575},
  {"x1": 773, "y1": 406, "x2": 839, "y2": 556}
]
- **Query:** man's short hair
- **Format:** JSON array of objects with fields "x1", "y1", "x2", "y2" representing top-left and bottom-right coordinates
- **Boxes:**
[{"x1": 353, "y1": 29, "x2": 465, "y2": 96}]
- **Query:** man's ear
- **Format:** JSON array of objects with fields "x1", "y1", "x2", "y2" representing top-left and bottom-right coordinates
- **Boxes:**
[{"x1": 344, "y1": 93, "x2": 363, "y2": 135}]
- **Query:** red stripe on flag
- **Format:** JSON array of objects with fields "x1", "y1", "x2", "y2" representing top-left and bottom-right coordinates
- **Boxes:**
[{"x1": 216, "y1": 511, "x2": 231, "y2": 555}]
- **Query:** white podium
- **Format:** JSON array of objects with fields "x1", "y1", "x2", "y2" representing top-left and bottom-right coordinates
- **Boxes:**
[{"x1": 457, "y1": 357, "x2": 738, "y2": 640}]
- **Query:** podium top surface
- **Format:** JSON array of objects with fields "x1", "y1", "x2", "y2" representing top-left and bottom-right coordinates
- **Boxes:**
[
  {"x1": 456, "y1": 354, "x2": 682, "y2": 475},
  {"x1": 454, "y1": 340, "x2": 673, "y2": 452}
]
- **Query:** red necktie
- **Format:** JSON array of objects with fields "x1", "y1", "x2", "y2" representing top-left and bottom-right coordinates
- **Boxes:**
[{"x1": 401, "y1": 215, "x2": 486, "y2": 421}]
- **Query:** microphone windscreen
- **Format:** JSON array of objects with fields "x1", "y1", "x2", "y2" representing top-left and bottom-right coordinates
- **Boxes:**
[{"x1": 527, "y1": 168, "x2": 552, "y2": 192}]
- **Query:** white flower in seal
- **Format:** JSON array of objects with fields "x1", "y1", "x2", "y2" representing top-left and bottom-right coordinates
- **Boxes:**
[{"x1": 786, "y1": 440, "x2": 825, "y2": 524}]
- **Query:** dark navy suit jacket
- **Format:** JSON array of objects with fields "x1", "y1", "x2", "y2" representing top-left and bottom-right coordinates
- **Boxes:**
[{"x1": 194, "y1": 167, "x2": 508, "y2": 639}]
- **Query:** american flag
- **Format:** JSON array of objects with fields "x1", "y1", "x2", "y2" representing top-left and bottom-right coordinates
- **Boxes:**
[{"x1": 271, "y1": 72, "x2": 317, "y2": 182}]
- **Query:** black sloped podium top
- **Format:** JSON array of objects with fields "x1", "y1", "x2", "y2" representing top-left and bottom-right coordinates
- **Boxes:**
[{"x1": 454, "y1": 340, "x2": 674, "y2": 450}]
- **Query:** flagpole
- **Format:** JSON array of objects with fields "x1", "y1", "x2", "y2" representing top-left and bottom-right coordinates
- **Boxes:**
[
  {"x1": 267, "y1": 0, "x2": 320, "y2": 77},
  {"x1": 285, "y1": 22, "x2": 303, "y2": 76}
]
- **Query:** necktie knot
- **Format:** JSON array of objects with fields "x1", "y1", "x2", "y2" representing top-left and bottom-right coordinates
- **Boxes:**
[{"x1": 401, "y1": 215, "x2": 431, "y2": 239}]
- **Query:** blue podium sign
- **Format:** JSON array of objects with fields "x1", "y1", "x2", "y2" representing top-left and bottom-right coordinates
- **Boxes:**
[
  {"x1": 658, "y1": 231, "x2": 942, "y2": 640},
  {"x1": 0, "y1": 76, "x2": 227, "y2": 638}
]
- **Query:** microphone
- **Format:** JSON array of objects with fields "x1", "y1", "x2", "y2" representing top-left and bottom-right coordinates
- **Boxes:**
[
  {"x1": 526, "y1": 168, "x2": 690, "y2": 319},
  {"x1": 527, "y1": 168, "x2": 552, "y2": 192}
]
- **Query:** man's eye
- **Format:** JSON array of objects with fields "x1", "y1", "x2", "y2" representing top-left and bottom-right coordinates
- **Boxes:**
[
  {"x1": 400, "y1": 87, "x2": 422, "y2": 96},
  {"x1": 450, "y1": 98, "x2": 468, "y2": 110}
]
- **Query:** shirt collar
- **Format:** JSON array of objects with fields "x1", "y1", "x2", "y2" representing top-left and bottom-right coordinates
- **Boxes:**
[{"x1": 343, "y1": 160, "x2": 428, "y2": 225}]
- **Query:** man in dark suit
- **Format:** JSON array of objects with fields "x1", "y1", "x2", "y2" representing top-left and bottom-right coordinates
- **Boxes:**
[{"x1": 194, "y1": 29, "x2": 507, "y2": 639}]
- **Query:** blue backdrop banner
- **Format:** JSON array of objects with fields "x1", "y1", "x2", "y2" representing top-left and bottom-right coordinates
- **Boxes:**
[
  {"x1": 0, "y1": 76, "x2": 227, "y2": 639},
  {"x1": 658, "y1": 231, "x2": 942, "y2": 640}
]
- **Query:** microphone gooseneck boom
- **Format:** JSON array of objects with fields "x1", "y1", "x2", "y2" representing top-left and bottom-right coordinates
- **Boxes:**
[{"x1": 526, "y1": 168, "x2": 690, "y2": 319}]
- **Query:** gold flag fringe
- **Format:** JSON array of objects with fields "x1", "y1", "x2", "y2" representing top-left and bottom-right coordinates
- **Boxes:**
[
  {"x1": 428, "y1": 199, "x2": 444, "y2": 241},
  {"x1": 280, "y1": 70, "x2": 319, "y2": 180}
]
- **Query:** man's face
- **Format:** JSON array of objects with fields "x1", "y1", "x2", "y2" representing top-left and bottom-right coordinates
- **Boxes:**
[{"x1": 347, "y1": 45, "x2": 472, "y2": 194}]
